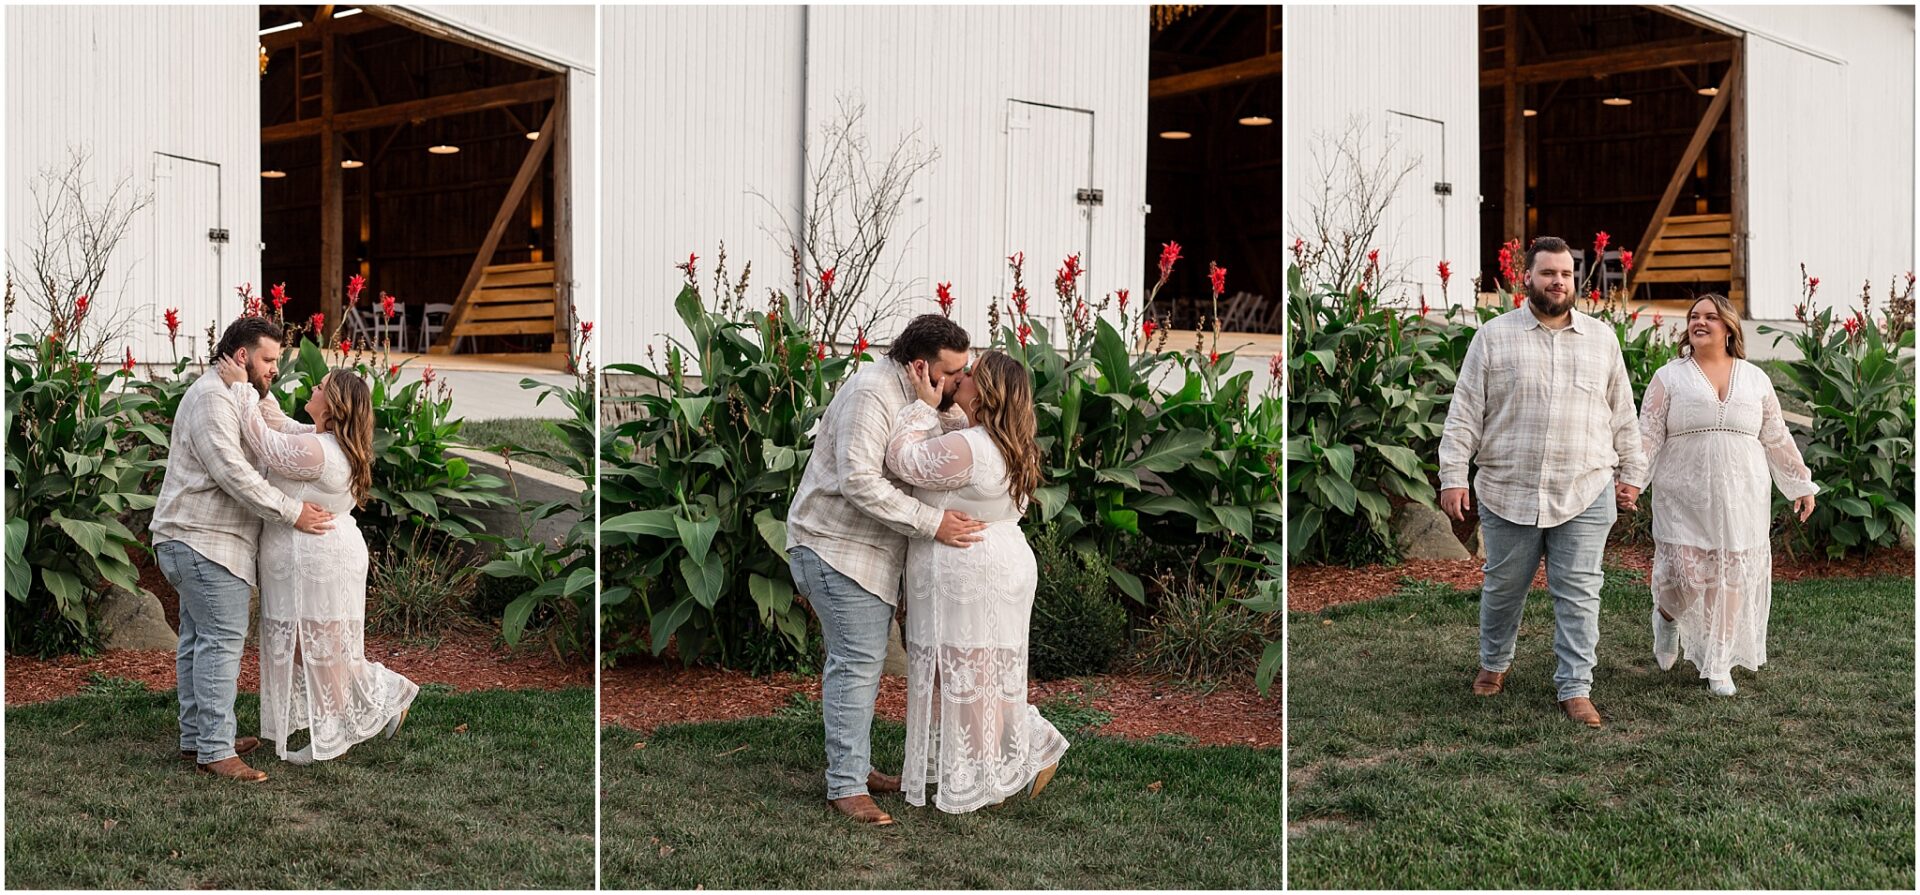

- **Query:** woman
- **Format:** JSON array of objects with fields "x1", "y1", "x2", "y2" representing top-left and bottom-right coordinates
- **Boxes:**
[
  {"x1": 885, "y1": 350, "x2": 1067, "y2": 813},
  {"x1": 219, "y1": 359, "x2": 419, "y2": 762},
  {"x1": 1626, "y1": 294, "x2": 1817, "y2": 696}
]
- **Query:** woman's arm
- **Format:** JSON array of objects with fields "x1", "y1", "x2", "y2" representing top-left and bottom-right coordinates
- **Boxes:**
[
  {"x1": 1758, "y1": 378, "x2": 1819, "y2": 500},
  {"x1": 229, "y1": 382, "x2": 328, "y2": 482},
  {"x1": 1623, "y1": 370, "x2": 1668, "y2": 491},
  {"x1": 885, "y1": 400, "x2": 976, "y2": 491}
]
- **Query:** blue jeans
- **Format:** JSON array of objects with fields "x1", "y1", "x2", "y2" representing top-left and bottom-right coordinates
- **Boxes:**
[
  {"x1": 1478, "y1": 488, "x2": 1616, "y2": 701},
  {"x1": 155, "y1": 540, "x2": 251, "y2": 763},
  {"x1": 789, "y1": 546, "x2": 896, "y2": 800}
]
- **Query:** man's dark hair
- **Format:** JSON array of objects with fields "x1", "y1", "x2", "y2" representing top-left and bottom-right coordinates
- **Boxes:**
[
  {"x1": 1525, "y1": 236, "x2": 1572, "y2": 272},
  {"x1": 885, "y1": 314, "x2": 971, "y2": 365},
  {"x1": 214, "y1": 316, "x2": 286, "y2": 361}
]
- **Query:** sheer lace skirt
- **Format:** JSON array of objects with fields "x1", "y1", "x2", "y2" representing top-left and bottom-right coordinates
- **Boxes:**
[
  {"x1": 1650, "y1": 541, "x2": 1772, "y2": 680},
  {"x1": 901, "y1": 525, "x2": 1068, "y2": 813}
]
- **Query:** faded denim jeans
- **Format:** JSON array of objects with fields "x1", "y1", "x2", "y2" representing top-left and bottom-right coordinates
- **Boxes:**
[
  {"x1": 155, "y1": 540, "x2": 252, "y2": 763},
  {"x1": 1478, "y1": 488, "x2": 1616, "y2": 701},
  {"x1": 789, "y1": 546, "x2": 897, "y2": 800}
]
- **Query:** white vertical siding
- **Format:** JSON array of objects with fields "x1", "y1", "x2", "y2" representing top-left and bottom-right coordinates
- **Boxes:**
[
  {"x1": 603, "y1": 5, "x2": 1149, "y2": 365},
  {"x1": 570, "y1": 66, "x2": 598, "y2": 347},
  {"x1": 605, "y1": 4, "x2": 806, "y2": 365},
  {"x1": 6, "y1": 5, "x2": 262, "y2": 364},
  {"x1": 396, "y1": 5, "x2": 597, "y2": 73},
  {"x1": 1284, "y1": 5, "x2": 1482, "y2": 308},
  {"x1": 1690, "y1": 5, "x2": 1914, "y2": 321}
]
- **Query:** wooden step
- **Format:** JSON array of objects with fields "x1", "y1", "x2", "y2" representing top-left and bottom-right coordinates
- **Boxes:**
[
  {"x1": 1651, "y1": 237, "x2": 1730, "y2": 253},
  {"x1": 469, "y1": 286, "x2": 555, "y2": 305},
  {"x1": 452, "y1": 319, "x2": 556, "y2": 338},
  {"x1": 1646, "y1": 252, "x2": 1732, "y2": 269},
  {"x1": 466, "y1": 301, "x2": 557, "y2": 322},
  {"x1": 1662, "y1": 219, "x2": 1731, "y2": 237},
  {"x1": 481, "y1": 268, "x2": 556, "y2": 288}
]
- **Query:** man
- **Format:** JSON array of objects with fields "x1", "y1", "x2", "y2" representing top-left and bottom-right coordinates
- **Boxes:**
[
  {"x1": 150, "y1": 317, "x2": 335, "y2": 782},
  {"x1": 1438, "y1": 236, "x2": 1648, "y2": 728},
  {"x1": 787, "y1": 314, "x2": 987, "y2": 826}
]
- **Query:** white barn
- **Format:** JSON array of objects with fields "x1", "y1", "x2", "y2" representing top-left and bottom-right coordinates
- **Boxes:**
[
  {"x1": 605, "y1": 4, "x2": 1153, "y2": 365},
  {"x1": 5, "y1": 4, "x2": 597, "y2": 365},
  {"x1": 1285, "y1": 4, "x2": 1915, "y2": 324}
]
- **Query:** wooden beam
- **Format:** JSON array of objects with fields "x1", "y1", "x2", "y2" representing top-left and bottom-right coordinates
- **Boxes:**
[
  {"x1": 321, "y1": 21, "x2": 345, "y2": 330},
  {"x1": 1728, "y1": 40, "x2": 1748, "y2": 306},
  {"x1": 1503, "y1": 7, "x2": 1525, "y2": 251},
  {"x1": 260, "y1": 11, "x2": 386, "y2": 53},
  {"x1": 431, "y1": 105, "x2": 559, "y2": 353},
  {"x1": 1478, "y1": 36, "x2": 1736, "y2": 87},
  {"x1": 262, "y1": 78, "x2": 559, "y2": 143},
  {"x1": 1627, "y1": 57, "x2": 1740, "y2": 294},
  {"x1": 1149, "y1": 52, "x2": 1282, "y2": 101},
  {"x1": 550, "y1": 81, "x2": 573, "y2": 354}
]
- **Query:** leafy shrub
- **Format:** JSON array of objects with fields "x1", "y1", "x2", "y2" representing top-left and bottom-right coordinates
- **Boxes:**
[
  {"x1": 1027, "y1": 522, "x2": 1128, "y2": 681},
  {"x1": 367, "y1": 529, "x2": 480, "y2": 638},
  {"x1": 1759, "y1": 271, "x2": 1916, "y2": 558},
  {"x1": 1134, "y1": 563, "x2": 1279, "y2": 682}
]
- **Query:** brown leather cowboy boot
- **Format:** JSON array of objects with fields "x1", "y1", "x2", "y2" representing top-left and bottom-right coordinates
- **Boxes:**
[
  {"x1": 1559, "y1": 696, "x2": 1604, "y2": 728},
  {"x1": 867, "y1": 770, "x2": 902, "y2": 794},
  {"x1": 827, "y1": 793, "x2": 895, "y2": 825},
  {"x1": 181, "y1": 736, "x2": 259, "y2": 762},
  {"x1": 196, "y1": 756, "x2": 268, "y2": 782},
  {"x1": 1471, "y1": 668, "x2": 1507, "y2": 696}
]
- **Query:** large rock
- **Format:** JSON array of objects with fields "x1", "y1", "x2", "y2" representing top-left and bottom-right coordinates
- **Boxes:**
[
  {"x1": 1901, "y1": 524, "x2": 1914, "y2": 551},
  {"x1": 99, "y1": 586, "x2": 178, "y2": 650},
  {"x1": 883, "y1": 617, "x2": 908, "y2": 677},
  {"x1": 1391, "y1": 502, "x2": 1471, "y2": 561},
  {"x1": 1464, "y1": 524, "x2": 1486, "y2": 560}
]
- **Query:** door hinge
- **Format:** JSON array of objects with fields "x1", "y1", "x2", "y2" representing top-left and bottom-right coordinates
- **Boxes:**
[{"x1": 1076, "y1": 188, "x2": 1104, "y2": 207}]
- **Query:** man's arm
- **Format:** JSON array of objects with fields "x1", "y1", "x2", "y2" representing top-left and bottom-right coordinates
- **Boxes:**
[
  {"x1": 838, "y1": 390, "x2": 945, "y2": 540},
  {"x1": 187, "y1": 389, "x2": 304, "y2": 527},
  {"x1": 1437, "y1": 332, "x2": 1488, "y2": 491},
  {"x1": 1607, "y1": 345, "x2": 1649, "y2": 488}
]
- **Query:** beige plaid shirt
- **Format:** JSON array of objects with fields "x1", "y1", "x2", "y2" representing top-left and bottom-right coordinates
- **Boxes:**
[
  {"x1": 149, "y1": 372, "x2": 305, "y2": 586},
  {"x1": 1438, "y1": 306, "x2": 1648, "y2": 528},
  {"x1": 788, "y1": 357, "x2": 966, "y2": 605}
]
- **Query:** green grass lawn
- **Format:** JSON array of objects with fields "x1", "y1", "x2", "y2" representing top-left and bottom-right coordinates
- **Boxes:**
[
  {"x1": 6, "y1": 682, "x2": 594, "y2": 889},
  {"x1": 459, "y1": 418, "x2": 573, "y2": 475},
  {"x1": 601, "y1": 698, "x2": 1281, "y2": 888},
  {"x1": 1289, "y1": 570, "x2": 1915, "y2": 889}
]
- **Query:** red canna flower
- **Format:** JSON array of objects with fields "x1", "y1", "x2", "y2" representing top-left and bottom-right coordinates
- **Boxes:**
[
  {"x1": 1289, "y1": 238, "x2": 1305, "y2": 262},
  {"x1": 1420, "y1": 298, "x2": 1431, "y2": 317},
  {"x1": 122, "y1": 347, "x2": 135, "y2": 373},
  {"x1": 1208, "y1": 350, "x2": 1220, "y2": 364},
  {"x1": 1588, "y1": 288, "x2": 1601, "y2": 307},
  {"x1": 1499, "y1": 238, "x2": 1522, "y2": 286},
  {"x1": 1142, "y1": 319, "x2": 1157, "y2": 340},
  {"x1": 679, "y1": 252, "x2": 699, "y2": 278},
  {"x1": 381, "y1": 292, "x2": 396, "y2": 320},
  {"x1": 1594, "y1": 231, "x2": 1610, "y2": 256},
  {"x1": 1017, "y1": 322, "x2": 1033, "y2": 345},
  {"x1": 1367, "y1": 249, "x2": 1380, "y2": 270},
  {"x1": 1652, "y1": 312, "x2": 1663, "y2": 328},
  {"x1": 1157, "y1": 242, "x2": 1182, "y2": 282},
  {"x1": 347, "y1": 273, "x2": 366, "y2": 305},
  {"x1": 422, "y1": 364, "x2": 436, "y2": 385},
  {"x1": 815, "y1": 341, "x2": 828, "y2": 360},
  {"x1": 1629, "y1": 310, "x2": 1641, "y2": 324},
  {"x1": 1116, "y1": 288, "x2": 1130, "y2": 311},
  {"x1": 164, "y1": 307, "x2": 181, "y2": 338},
  {"x1": 1809, "y1": 277, "x2": 1820, "y2": 295},
  {"x1": 766, "y1": 307, "x2": 779, "y2": 326},
  {"x1": 309, "y1": 312, "x2": 324, "y2": 334},
  {"x1": 853, "y1": 326, "x2": 869, "y2": 356},
  {"x1": 936, "y1": 282, "x2": 955, "y2": 317},
  {"x1": 820, "y1": 267, "x2": 836, "y2": 294},
  {"x1": 1513, "y1": 293, "x2": 1525, "y2": 308},
  {"x1": 580, "y1": 320, "x2": 594, "y2": 340},
  {"x1": 1209, "y1": 262, "x2": 1227, "y2": 296},
  {"x1": 1054, "y1": 254, "x2": 1082, "y2": 299},
  {"x1": 1843, "y1": 315, "x2": 1863, "y2": 339},
  {"x1": 1437, "y1": 261, "x2": 1452, "y2": 292},
  {"x1": 271, "y1": 282, "x2": 289, "y2": 311},
  {"x1": 74, "y1": 294, "x2": 90, "y2": 322},
  {"x1": 1621, "y1": 250, "x2": 1634, "y2": 273},
  {"x1": 388, "y1": 363, "x2": 400, "y2": 377},
  {"x1": 1269, "y1": 352, "x2": 1282, "y2": 379},
  {"x1": 1012, "y1": 286, "x2": 1030, "y2": 317}
]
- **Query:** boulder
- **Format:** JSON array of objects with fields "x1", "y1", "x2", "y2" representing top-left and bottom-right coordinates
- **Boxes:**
[
  {"x1": 99, "y1": 586, "x2": 179, "y2": 651},
  {"x1": 1391, "y1": 502, "x2": 1471, "y2": 561},
  {"x1": 1464, "y1": 524, "x2": 1486, "y2": 560},
  {"x1": 883, "y1": 617, "x2": 908, "y2": 677},
  {"x1": 1901, "y1": 524, "x2": 1914, "y2": 551}
]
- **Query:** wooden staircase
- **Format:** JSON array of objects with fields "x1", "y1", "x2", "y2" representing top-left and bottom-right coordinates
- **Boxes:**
[
  {"x1": 1630, "y1": 213, "x2": 1743, "y2": 303},
  {"x1": 440, "y1": 261, "x2": 560, "y2": 352}
]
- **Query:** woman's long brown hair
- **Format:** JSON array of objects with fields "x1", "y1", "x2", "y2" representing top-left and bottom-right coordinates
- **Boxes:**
[
  {"x1": 970, "y1": 350, "x2": 1043, "y2": 511},
  {"x1": 321, "y1": 370, "x2": 375, "y2": 507}
]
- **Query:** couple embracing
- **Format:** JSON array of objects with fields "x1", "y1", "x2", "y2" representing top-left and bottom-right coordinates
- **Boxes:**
[
  {"x1": 1441, "y1": 237, "x2": 1818, "y2": 726},
  {"x1": 787, "y1": 314, "x2": 1067, "y2": 824},
  {"x1": 150, "y1": 316, "x2": 417, "y2": 781}
]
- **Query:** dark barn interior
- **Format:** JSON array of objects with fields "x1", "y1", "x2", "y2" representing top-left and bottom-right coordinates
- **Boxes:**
[
  {"x1": 1479, "y1": 5, "x2": 1744, "y2": 308},
  {"x1": 259, "y1": 5, "x2": 569, "y2": 354},
  {"x1": 1147, "y1": 5, "x2": 1282, "y2": 334}
]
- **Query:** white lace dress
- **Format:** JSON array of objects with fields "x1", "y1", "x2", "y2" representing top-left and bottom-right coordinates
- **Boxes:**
[
  {"x1": 231, "y1": 383, "x2": 419, "y2": 762},
  {"x1": 1632, "y1": 359, "x2": 1819, "y2": 680},
  {"x1": 885, "y1": 401, "x2": 1069, "y2": 813}
]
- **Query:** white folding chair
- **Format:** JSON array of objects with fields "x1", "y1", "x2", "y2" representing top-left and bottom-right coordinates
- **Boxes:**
[{"x1": 421, "y1": 302, "x2": 456, "y2": 353}]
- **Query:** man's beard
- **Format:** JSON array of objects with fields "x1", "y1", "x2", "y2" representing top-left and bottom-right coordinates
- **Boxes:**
[
  {"x1": 1526, "y1": 280, "x2": 1574, "y2": 318},
  {"x1": 249, "y1": 370, "x2": 271, "y2": 398},
  {"x1": 936, "y1": 391, "x2": 957, "y2": 412}
]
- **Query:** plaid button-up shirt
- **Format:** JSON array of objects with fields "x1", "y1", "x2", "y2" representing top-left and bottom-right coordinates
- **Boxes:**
[
  {"x1": 1438, "y1": 306, "x2": 1648, "y2": 528},
  {"x1": 788, "y1": 357, "x2": 966, "y2": 605},
  {"x1": 148, "y1": 372, "x2": 305, "y2": 586}
]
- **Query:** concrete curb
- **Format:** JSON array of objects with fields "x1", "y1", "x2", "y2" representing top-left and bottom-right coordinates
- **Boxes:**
[{"x1": 450, "y1": 446, "x2": 588, "y2": 495}]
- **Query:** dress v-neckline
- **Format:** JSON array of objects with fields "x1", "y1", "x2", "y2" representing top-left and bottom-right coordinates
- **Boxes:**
[{"x1": 1690, "y1": 356, "x2": 1736, "y2": 404}]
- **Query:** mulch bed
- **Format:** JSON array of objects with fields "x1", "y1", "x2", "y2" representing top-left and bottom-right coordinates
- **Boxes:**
[
  {"x1": 601, "y1": 661, "x2": 1280, "y2": 749},
  {"x1": 5, "y1": 629, "x2": 588, "y2": 707},
  {"x1": 1289, "y1": 542, "x2": 1914, "y2": 613}
]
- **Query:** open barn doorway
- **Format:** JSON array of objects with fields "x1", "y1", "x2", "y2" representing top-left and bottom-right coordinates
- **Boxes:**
[
  {"x1": 1479, "y1": 5, "x2": 1745, "y2": 312},
  {"x1": 259, "y1": 5, "x2": 572, "y2": 359},
  {"x1": 1146, "y1": 5, "x2": 1281, "y2": 336}
]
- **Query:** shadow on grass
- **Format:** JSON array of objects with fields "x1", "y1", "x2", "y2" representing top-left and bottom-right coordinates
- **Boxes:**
[
  {"x1": 1288, "y1": 570, "x2": 1915, "y2": 889},
  {"x1": 5, "y1": 683, "x2": 594, "y2": 889},
  {"x1": 601, "y1": 701, "x2": 1281, "y2": 889}
]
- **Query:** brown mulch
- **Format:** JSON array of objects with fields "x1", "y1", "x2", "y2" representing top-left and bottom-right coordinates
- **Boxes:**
[
  {"x1": 601, "y1": 661, "x2": 1280, "y2": 748},
  {"x1": 1288, "y1": 542, "x2": 1913, "y2": 612},
  {"x1": 5, "y1": 629, "x2": 588, "y2": 707}
]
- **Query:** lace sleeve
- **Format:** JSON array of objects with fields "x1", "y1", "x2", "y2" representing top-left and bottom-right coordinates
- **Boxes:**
[
  {"x1": 1625, "y1": 370, "x2": 1668, "y2": 490},
  {"x1": 230, "y1": 382, "x2": 327, "y2": 481},
  {"x1": 1758, "y1": 378, "x2": 1819, "y2": 500},
  {"x1": 259, "y1": 395, "x2": 317, "y2": 435},
  {"x1": 885, "y1": 400, "x2": 976, "y2": 491}
]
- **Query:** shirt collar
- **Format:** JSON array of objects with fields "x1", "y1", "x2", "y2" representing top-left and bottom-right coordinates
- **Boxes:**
[{"x1": 1520, "y1": 305, "x2": 1592, "y2": 335}]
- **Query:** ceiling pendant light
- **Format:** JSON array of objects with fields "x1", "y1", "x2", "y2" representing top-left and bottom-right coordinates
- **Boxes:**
[
  {"x1": 261, "y1": 169, "x2": 287, "y2": 179},
  {"x1": 1159, "y1": 130, "x2": 1192, "y2": 140},
  {"x1": 1237, "y1": 115, "x2": 1272, "y2": 127}
]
